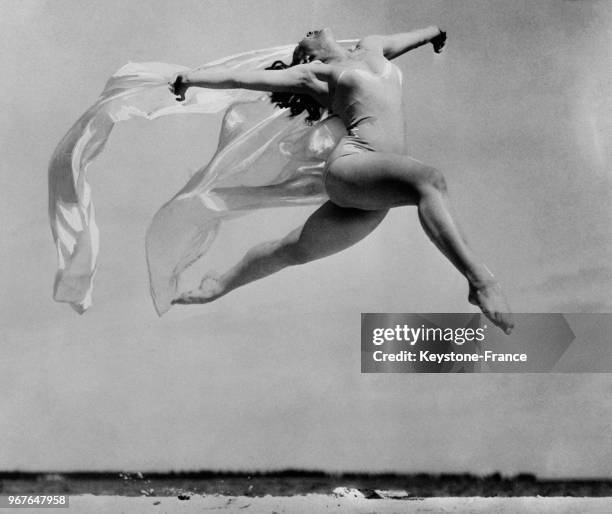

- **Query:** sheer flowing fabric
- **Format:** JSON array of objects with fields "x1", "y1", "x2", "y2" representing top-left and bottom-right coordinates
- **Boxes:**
[{"x1": 49, "y1": 42, "x2": 355, "y2": 314}]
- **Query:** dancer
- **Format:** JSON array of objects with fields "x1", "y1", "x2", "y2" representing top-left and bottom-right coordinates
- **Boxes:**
[{"x1": 169, "y1": 27, "x2": 514, "y2": 334}]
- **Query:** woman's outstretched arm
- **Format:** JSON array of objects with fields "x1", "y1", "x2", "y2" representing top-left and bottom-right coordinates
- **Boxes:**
[
  {"x1": 170, "y1": 63, "x2": 329, "y2": 101},
  {"x1": 360, "y1": 26, "x2": 446, "y2": 59}
]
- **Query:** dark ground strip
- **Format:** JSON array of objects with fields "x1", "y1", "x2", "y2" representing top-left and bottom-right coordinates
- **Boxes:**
[{"x1": 1, "y1": 471, "x2": 611, "y2": 497}]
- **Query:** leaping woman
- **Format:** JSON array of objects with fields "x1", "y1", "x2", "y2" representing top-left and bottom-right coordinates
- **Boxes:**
[{"x1": 169, "y1": 26, "x2": 514, "y2": 334}]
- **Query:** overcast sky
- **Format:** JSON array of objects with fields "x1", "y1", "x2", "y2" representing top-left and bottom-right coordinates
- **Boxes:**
[{"x1": 1, "y1": 0, "x2": 611, "y2": 477}]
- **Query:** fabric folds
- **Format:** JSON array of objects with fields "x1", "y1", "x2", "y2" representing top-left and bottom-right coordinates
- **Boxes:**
[{"x1": 49, "y1": 42, "x2": 355, "y2": 314}]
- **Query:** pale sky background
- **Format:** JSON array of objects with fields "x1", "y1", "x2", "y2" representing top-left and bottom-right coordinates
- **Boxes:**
[{"x1": 1, "y1": 0, "x2": 611, "y2": 477}]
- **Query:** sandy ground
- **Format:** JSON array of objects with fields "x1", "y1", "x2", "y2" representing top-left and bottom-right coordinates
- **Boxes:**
[{"x1": 10, "y1": 494, "x2": 612, "y2": 513}]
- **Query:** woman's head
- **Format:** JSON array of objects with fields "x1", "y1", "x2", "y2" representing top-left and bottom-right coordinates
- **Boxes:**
[
  {"x1": 264, "y1": 28, "x2": 338, "y2": 123},
  {"x1": 295, "y1": 28, "x2": 338, "y2": 63}
]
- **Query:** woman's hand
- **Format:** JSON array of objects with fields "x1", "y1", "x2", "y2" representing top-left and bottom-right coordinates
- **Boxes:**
[
  {"x1": 169, "y1": 73, "x2": 189, "y2": 102},
  {"x1": 431, "y1": 29, "x2": 447, "y2": 54}
]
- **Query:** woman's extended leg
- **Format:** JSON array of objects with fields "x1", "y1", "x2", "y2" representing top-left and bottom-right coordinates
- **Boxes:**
[
  {"x1": 172, "y1": 201, "x2": 387, "y2": 305},
  {"x1": 325, "y1": 152, "x2": 513, "y2": 333},
  {"x1": 208, "y1": 173, "x2": 325, "y2": 211}
]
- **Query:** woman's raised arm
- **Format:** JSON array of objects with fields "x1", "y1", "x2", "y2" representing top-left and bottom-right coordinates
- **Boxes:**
[
  {"x1": 170, "y1": 63, "x2": 329, "y2": 101},
  {"x1": 359, "y1": 26, "x2": 446, "y2": 60}
]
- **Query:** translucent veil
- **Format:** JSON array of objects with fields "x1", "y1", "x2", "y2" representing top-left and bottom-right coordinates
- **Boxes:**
[{"x1": 48, "y1": 42, "x2": 356, "y2": 314}]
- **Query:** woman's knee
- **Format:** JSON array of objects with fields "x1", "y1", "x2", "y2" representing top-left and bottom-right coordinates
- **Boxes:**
[
  {"x1": 417, "y1": 164, "x2": 447, "y2": 194},
  {"x1": 276, "y1": 230, "x2": 310, "y2": 266},
  {"x1": 282, "y1": 243, "x2": 311, "y2": 265}
]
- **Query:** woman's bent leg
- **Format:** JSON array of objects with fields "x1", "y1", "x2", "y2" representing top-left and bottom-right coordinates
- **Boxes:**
[
  {"x1": 172, "y1": 201, "x2": 387, "y2": 304},
  {"x1": 326, "y1": 152, "x2": 513, "y2": 333}
]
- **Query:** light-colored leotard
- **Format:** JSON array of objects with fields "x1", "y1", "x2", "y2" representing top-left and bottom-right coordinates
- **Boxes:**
[{"x1": 325, "y1": 60, "x2": 405, "y2": 176}]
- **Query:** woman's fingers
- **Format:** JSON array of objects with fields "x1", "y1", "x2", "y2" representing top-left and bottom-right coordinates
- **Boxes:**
[
  {"x1": 168, "y1": 74, "x2": 186, "y2": 102},
  {"x1": 432, "y1": 30, "x2": 447, "y2": 53}
]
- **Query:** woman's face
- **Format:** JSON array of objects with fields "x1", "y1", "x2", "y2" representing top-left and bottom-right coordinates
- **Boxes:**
[{"x1": 298, "y1": 27, "x2": 335, "y2": 60}]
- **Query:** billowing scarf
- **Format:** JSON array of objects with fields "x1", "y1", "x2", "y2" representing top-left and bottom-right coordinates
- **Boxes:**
[{"x1": 49, "y1": 42, "x2": 356, "y2": 314}]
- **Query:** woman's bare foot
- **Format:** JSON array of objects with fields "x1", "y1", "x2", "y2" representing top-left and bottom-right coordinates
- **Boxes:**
[
  {"x1": 171, "y1": 273, "x2": 225, "y2": 305},
  {"x1": 431, "y1": 30, "x2": 447, "y2": 53},
  {"x1": 468, "y1": 281, "x2": 514, "y2": 334}
]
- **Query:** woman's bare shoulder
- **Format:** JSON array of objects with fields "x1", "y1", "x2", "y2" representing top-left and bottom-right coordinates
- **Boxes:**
[{"x1": 353, "y1": 35, "x2": 385, "y2": 52}]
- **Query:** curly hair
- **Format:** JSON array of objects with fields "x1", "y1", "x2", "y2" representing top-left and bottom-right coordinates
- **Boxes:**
[{"x1": 264, "y1": 47, "x2": 326, "y2": 124}]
